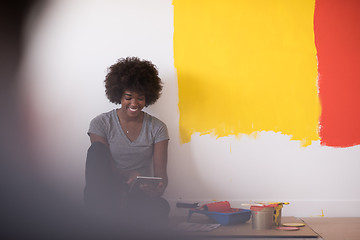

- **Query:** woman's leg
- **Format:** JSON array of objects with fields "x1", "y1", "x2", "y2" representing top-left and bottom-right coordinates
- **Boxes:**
[
  {"x1": 84, "y1": 142, "x2": 116, "y2": 212},
  {"x1": 84, "y1": 142, "x2": 169, "y2": 225},
  {"x1": 125, "y1": 187, "x2": 170, "y2": 225}
]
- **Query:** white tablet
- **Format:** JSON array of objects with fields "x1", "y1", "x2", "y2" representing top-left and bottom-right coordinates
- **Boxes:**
[{"x1": 129, "y1": 176, "x2": 162, "y2": 192}]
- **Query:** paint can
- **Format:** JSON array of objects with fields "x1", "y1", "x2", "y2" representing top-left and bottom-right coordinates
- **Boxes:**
[{"x1": 250, "y1": 205, "x2": 275, "y2": 230}]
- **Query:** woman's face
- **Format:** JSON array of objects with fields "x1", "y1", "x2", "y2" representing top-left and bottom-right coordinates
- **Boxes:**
[{"x1": 120, "y1": 90, "x2": 146, "y2": 118}]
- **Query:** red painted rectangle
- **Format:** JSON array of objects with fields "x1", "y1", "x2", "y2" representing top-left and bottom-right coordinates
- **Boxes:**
[{"x1": 315, "y1": 0, "x2": 360, "y2": 147}]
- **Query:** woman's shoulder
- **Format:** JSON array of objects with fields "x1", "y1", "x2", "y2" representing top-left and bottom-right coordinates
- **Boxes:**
[
  {"x1": 144, "y1": 112, "x2": 167, "y2": 127},
  {"x1": 143, "y1": 112, "x2": 169, "y2": 140}
]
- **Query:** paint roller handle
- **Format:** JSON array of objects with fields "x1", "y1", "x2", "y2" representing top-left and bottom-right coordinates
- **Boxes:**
[{"x1": 176, "y1": 202, "x2": 200, "y2": 208}]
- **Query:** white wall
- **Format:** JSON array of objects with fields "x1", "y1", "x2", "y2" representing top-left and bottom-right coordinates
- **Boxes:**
[{"x1": 20, "y1": 0, "x2": 360, "y2": 217}]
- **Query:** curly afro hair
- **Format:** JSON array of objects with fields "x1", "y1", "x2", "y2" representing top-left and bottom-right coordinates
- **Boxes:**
[{"x1": 104, "y1": 57, "x2": 163, "y2": 107}]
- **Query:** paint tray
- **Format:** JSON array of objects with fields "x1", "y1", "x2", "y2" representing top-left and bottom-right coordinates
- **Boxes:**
[{"x1": 187, "y1": 208, "x2": 251, "y2": 225}]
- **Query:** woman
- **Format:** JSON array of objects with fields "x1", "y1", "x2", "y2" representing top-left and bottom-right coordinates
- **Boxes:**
[{"x1": 84, "y1": 57, "x2": 170, "y2": 224}]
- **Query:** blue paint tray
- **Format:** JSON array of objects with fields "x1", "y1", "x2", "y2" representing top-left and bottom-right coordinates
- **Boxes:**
[{"x1": 187, "y1": 208, "x2": 251, "y2": 225}]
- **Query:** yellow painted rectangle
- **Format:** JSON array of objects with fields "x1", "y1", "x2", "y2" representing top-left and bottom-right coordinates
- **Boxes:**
[{"x1": 173, "y1": 0, "x2": 320, "y2": 146}]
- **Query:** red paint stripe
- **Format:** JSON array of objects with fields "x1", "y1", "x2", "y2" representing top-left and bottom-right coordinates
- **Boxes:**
[{"x1": 314, "y1": 0, "x2": 360, "y2": 147}]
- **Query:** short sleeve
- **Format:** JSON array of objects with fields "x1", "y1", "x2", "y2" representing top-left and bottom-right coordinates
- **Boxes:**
[
  {"x1": 153, "y1": 118, "x2": 169, "y2": 144},
  {"x1": 88, "y1": 114, "x2": 107, "y2": 138}
]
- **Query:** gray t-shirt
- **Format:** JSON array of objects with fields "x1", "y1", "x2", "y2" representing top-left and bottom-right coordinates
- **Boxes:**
[{"x1": 88, "y1": 109, "x2": 169, "y2": 174}]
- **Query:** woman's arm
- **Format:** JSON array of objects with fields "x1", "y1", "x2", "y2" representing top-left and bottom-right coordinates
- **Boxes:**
[
  {"x1": 89, "y1": 133, "x2": 108, "y2": 146},
  {"x1": 153, "y1": 139, "x2": 169, "y2": 179},
  {"x1": 149, "y1": 139, "x2": 169, "y2": 196}
]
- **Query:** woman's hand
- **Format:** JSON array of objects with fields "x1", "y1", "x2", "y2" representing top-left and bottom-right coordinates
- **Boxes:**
[
  {"x1": 139, "y1": 178, "x2": 168, "y2": 197},
  {"x1": 126, "y1": 171, "x2": 141, "y2": 185}
]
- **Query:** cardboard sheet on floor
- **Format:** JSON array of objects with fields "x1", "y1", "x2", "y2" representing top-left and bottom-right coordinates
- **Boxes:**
[
  {"x1": 302, "y1": 217, "x2": 360, "y2": 240},
  {"x1": 176, "y1": 216, "x2": 319, "y2": 238}
]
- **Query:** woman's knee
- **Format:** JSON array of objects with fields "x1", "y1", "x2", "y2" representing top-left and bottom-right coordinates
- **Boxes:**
[
  {"x1": 85, "y1": 142, "x2": 112, "y2": 183},
  {"x1": 86, "y1": 142, "x2": 111, "y2": 164}
]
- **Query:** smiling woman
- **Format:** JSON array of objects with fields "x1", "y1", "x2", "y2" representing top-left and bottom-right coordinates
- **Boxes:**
[{"x1": 84, "y1": 57, "x2": 170, "y2": 226}]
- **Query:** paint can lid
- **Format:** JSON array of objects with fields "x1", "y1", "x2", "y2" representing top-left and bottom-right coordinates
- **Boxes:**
[
  {"x1": 282, "y1": 222, "x2": 305, "y2": 227},
  {"x1": 250, "y1": 204, "x2": 277, "y2": 211},
  {"x1": 277, "y1": 226, "x2": 300, "y2": 231}
]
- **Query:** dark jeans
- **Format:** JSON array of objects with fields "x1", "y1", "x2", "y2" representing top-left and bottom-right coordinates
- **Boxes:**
[{"x1": 84, "y1": 142, "x2": 170, "y2": 226}]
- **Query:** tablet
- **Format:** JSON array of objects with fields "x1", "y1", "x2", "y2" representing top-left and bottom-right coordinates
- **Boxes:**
[
  {"x1": 135, "y1": 176, "x2": 162, "y2": 183},
  {"x1": 129, "y1": 176, "x2": 162, "y2": 192}
]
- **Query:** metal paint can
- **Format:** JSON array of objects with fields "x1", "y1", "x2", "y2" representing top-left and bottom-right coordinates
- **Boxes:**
[{"x1": 250, "y1": 206, "x2": 275, "y2": 230}]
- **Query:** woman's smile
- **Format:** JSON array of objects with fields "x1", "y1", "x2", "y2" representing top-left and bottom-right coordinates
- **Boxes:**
[{"x1": 128, "y1": 106, "x2": 139, "y2": 112}]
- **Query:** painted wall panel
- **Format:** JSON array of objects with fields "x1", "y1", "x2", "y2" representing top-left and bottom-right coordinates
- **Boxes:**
[
  {"x1": 174, "y1": 0, "x2": 320, "y2": 147},
  {"x1": 315, "y1": 0, "x2": 360, "y2": 147}
]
